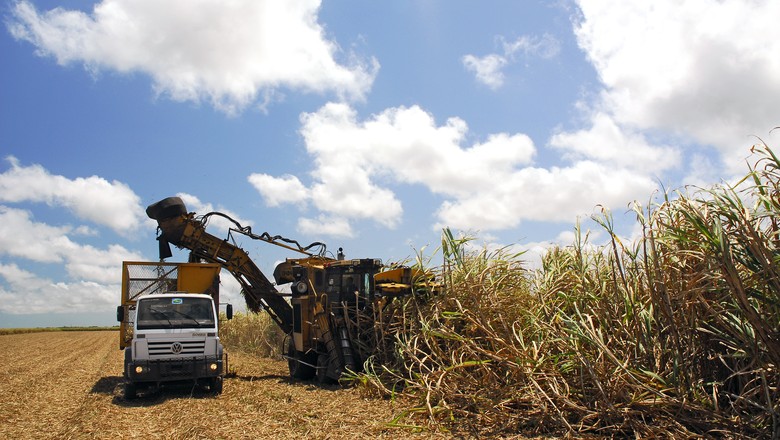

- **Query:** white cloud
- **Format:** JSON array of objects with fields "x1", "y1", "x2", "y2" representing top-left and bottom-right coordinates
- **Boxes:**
[
  {"x1": 502, "y1": 34, "x2": 560, "y2": 60},
  {"x1": 216, "y1": 271, "x2": 246, "y2": 314},
  {"x1": 0, "y1": 198, "x2": 254, "y2": 315},
  {"x1": 0, "y1": 206, "x2": 144, "y2": 284},
  {"x1": 549, "y1": 112, "x2": 681, "y2": 174},
  {"x1": 0, "y1": 263, "x2": 117, "y2": 314},
  {"x1": 462, "y1": 34, "x2": 560, "y2": 89},
  {"x1": 0, "y1": 156, "x2": 145, "y2": 234},
  {"x1": 7, "y1": 0, "x2": 379, "y2": 114},
  {"x1": 0, "y1": 159, "x2": 150, "y2": 315},
  {"x1": 298, "y1": 215, "x2": 353, "y2": 238},
  {"x1": 572, "y1": 0, "x2": 780, "y2": 171},
  {"x1": 0, "y1": 205, "x2": 144, "y2": 314},
  {"x1": 247, "y1": 174, "x2": 310, "y2": 207},
  {"x1": 252, "y1": 102, "x2": 655, "y2": 235},
  {"x1": 300, "y1": 103, "x2": 536, "y2": 196},
  {"x1": 462, "y1": 54, "x2": 507, "y2": 90},
  {"x1": 0, "y1": 206, "x2": 71, "y2": 263},
  {"x1": 65, "y1": 243, "x2": 143, "y2": 284},
  {"x1": 433, "y1": 160, "x2": 655, "y2": 230},
  {"x1": 454, "y1": 227, "x2": 593, "y2": 272},
  {"x1": 176, "y1": 192, "x2": 251, "y2": 234}
]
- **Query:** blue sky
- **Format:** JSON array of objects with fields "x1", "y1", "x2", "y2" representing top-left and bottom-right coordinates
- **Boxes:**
[{"x1": 1, "y1": 0, "x2": 778, "y2": 327}]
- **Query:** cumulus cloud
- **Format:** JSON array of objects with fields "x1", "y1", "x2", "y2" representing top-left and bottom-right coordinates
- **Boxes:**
[
  {"x1": 0, "y1": 206, "x2": 72, "y2": 263},
  {"x1": 0, "y1": 156, "x2": 146, "y2": 234},
  {"x1": 0, "y1": 263, "x2": 117, "y2": 314},
  {"x1": 252, "y1": 102, "x2": 655, "y2": 235},
  {"x1": 571, "y1": 0, "x2": 780, "y2": 171},
  {"x1": 176, "y1": 192, "x2": 252, "y2": 234},
  {"x1": 300, "y1": 103, "x2": 536, "y2": 195},
  {"x1": 0, "y1": 159, "x2": 150, "y2": 315},
  {"x1": 462, "y1": 54, "x2": 507, "y2": 89},
  {"x1": 463, "y1": 34, "x2": 560, "y2": 89},
  {"x1": 0, "y1": 206, "x2": 144, "y2": 284},
  {"x1": 433, "y1": 160, "x2": 655, "y2": 230},
  {"x1": 0, "y1": 194, "x2": 254, "y2": 315},
  {"x1": 549, "y1": 112, "x2": 681, "y2": 174},
  {"x1": 248, "y1": 174, "x2": 310, "y2": 207},
  {"x1": 7, "y1": 0, "x2": 379, "y2": 114},
  {"x1": 298, "y1": 215, "x2": 353, "y2": 238},
  {"x1": 502, "y1": 34, "x2": 561, "y2": 60},
  {"x1": 217, "y1": 273, "x2": 247, "y2": 314}
]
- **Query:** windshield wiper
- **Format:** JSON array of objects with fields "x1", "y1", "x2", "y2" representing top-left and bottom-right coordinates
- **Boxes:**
[
  {"x1": 149, "y1": 308, "x2": 174, "y2": 327},
  {"x1": 168, "y1": 308, "x2": 205, "y2": 326}
]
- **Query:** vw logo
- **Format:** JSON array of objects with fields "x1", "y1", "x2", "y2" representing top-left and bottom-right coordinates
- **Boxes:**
[{"x1": 170, "y1": 342, "x2": 183, "y2": 354}]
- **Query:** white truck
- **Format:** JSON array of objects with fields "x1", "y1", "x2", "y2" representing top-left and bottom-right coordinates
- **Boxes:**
[{"x1": 116, "y1": 262, "x2": 232, "y2": 399}]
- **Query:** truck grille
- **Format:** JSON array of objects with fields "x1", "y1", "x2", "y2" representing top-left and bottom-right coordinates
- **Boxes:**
[{"x1": 148, "y1": 340, "x2": 206, "y2": 357}]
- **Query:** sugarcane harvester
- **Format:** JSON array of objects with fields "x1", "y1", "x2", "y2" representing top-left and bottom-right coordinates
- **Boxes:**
[{"x1": 146, "y1": 197, "x2": 423, "y2": 382}]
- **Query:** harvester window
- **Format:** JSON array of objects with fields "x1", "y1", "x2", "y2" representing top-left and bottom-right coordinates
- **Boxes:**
[
  {"x1": 327, "y1": 275, "x2": 342, "y2": 299},
  {"x1": 363, "y1": 273, "x2": 371, "y2": 297},
  {"x1": 344, "y1": 277, "x2": 358, "y2": 295}
]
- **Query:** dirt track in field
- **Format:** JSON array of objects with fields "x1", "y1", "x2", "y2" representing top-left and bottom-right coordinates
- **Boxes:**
[{"x1": 0, "y1": 331, "x2": 444, "y2": 440}]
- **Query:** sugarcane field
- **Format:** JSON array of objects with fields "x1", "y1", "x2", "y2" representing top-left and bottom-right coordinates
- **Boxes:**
[
  {"x1": 2, "y1": 144, "x2": 779, "y2": 439},
  {"x1": 5, "y1": 1, "x2": 780, "y2": 439}
]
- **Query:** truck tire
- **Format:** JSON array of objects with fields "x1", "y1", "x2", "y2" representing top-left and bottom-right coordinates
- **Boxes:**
[
  {"x1": 287, "y1": 339, "x2": 315, "y2": 380},
  {"x1": 211, "y1": 376, "x2": 223, "y2": 394},
  {"x1": 125, "y1": 382, "x2": 137, "y2": 400},
  {"x1": 316, "y1": 353, "x2": 335, "y2": 384},
  {"x1": 123, "y1": 348, "x2": 137, "y2": 399}
]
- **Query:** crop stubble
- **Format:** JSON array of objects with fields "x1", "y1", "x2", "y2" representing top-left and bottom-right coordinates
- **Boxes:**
[{"x1": 0, "y1": 331, "x2": 437, "y2": 439}]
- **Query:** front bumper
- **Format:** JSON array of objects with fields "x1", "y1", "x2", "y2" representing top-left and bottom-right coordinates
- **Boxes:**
[{"x1": 126, "y1": 354, "x2": 225, "y2": 383}]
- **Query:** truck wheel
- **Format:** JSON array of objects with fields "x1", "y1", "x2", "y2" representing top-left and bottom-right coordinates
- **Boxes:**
[
  {"x1": 211, "y1": 376, "x2": 223, "y2": 394},
  {"x1": 316, "y1": 353, "x2": 335, "y2": 384},
  {"x1": 125, "y1": 382, "x2": 137, "y2": 400},
  {"x1": 287, "y1": 339, "x2": 315, "y2": 380}
]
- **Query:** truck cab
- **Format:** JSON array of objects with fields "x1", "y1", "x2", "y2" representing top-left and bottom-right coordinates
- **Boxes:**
[
  {"x1": 119, "y1": 293, "x2": 228, "y2": 398},
  {"x1": 116, "y1": 262, "x2": 231, "y2": 399}
]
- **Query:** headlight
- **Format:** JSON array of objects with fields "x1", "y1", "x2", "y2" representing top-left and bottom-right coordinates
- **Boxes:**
[
  {"x1": 135, "y1": 366, "x2": 144, "y2": 374},
  {"x1": 209, "y1": 363, "x2": 218, "y2": 371}
]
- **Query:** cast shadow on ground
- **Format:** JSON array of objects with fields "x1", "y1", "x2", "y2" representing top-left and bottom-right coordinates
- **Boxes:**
[
  {"x1": 91, "y1": 375, "x2": 222, "y2": 407},
  {"x1": 230, "y1": 372, "x2": 289, "y2": 382},
  {"x1": 231, "y1": 372, "x2": 342, "y2": 392},
  {"x1": 91, "y1": 376, "x2": 123, "y2": 395}
]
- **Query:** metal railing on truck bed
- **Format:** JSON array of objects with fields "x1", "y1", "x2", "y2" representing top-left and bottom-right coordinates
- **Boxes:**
[{"x1": 118, "y1": 261, "x2": 221, "y2": 349}]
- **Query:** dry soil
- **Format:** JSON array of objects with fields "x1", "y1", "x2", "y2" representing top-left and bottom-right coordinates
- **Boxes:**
[{"x1": 0, "y1": 331, "x2": 444, "y2": 439}]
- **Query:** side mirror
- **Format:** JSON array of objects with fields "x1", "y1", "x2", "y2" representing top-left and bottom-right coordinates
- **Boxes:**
[
  {"x1": 226, "y1": 304, "x2": 233, "y2": 320},
  {"x1": 116, "y1": 305, "x2": 124, "y2": 322}
]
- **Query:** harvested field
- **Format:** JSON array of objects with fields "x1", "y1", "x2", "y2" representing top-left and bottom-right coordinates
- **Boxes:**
[{"x1": 0, "y1": 331, "x2": 444, "y2": 440}]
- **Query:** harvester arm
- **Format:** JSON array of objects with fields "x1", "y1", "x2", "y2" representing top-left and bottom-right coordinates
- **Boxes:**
[{"x1": 146, "y1": 197, "x2": 293, "y2": 334}]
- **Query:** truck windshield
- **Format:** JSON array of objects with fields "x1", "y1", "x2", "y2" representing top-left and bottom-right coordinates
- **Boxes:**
[{"x1": 136, "y1": 297, "x2": 215, "y2": 330}]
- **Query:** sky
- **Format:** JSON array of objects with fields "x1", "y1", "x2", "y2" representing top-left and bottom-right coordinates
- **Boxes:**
[{"x1": 1, "y1": 0, "x2": 778, "y2": 327}]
